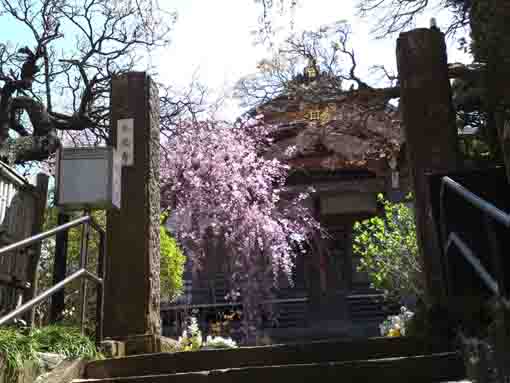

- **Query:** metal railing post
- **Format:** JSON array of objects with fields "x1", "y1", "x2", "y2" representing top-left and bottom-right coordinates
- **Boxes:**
[
  {"x1": 95, "y1": 231, "x2": 106, "y2": 346},
  {"x1": 484, "y1": 215, "x2": 506, "y2": 297},
  {"x1": 439, "y1": 179, "x2": 453, "y2": 299},
  {"x1": 0, "y1": 216, "x2": 106, "y2": 347},
  {"x1": 79, "y1": 220, "x2": 91, "y2": 335}
]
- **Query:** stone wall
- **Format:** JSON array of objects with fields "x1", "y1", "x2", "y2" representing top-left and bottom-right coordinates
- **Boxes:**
[{"x1": 0, "y1": 353, "x2": 85, "y2": 383}]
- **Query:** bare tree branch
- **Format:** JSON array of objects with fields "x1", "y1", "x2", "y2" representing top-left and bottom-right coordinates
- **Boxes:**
[{"x1": 0, "y1": 0, "x2": 176, "y2": 164}]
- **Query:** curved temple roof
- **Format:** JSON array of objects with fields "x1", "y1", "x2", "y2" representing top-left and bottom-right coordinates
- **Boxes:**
[{"x1": 258, "y1": 92, "x2": 404, "y2": 176}]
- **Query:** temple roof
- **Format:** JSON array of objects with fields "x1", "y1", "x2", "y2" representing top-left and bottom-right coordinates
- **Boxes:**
[{"x1": 257, "y1": 87, "x2": 404, "y2": 176}]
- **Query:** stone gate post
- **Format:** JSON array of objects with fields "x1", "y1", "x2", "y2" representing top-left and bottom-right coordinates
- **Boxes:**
[
  {"x1": 104, "y1": 72, "x2": 161, "y2": 354},
  {"x1": 396, "y1": 28, "x2": 459, "y2": 308}
]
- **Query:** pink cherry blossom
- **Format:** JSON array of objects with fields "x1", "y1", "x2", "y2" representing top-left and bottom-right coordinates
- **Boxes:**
[{"x1": 160, "y1": 118, "x2": 321, "y2": 339}]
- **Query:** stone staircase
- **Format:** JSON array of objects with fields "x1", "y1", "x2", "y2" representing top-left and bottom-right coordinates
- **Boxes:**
[
  {"x1": 73, "y1": 337, "x2": 467, "y2": 383},
  {"x1": 347, "y1": 292, "x2": 391, "y2": 323}
]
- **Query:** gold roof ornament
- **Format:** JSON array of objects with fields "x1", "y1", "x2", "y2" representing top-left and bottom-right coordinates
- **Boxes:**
[
  {"x1": 305, "y1": 58, "x2": 318, "y2": 80},
  {"x1": 306, "y1": 65, "x2": 317, "y2": 79}
]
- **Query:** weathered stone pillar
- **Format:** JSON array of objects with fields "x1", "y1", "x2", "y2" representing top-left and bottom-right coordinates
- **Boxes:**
[
  {"x1": 104, "y1": 72, "x2": 161, "y2": 354},
  {"x1": 396, "y1": 28, "x2": 458, "y2": 307}
]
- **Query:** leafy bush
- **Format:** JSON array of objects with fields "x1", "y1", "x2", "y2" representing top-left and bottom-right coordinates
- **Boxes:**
[
  {"x1": 0, "y1": 327, "x2": 36, "y2": 380},
  {"x1": 0, "y1": 325, "x2": 99, "y2": 380},
  {"x1": 29, "y1": 325, "x2": 98, "y2": 359},
  {"x1": 353, "y1": 194, "x2": 423, "y2": 302},
  {"x1": 160, "y1": 215, "x2": 186, "y2": 302}
]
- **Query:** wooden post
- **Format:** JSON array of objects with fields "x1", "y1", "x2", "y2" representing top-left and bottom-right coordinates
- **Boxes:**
[
  {"x1": 396, "y1": 28, "x2": 458, "y2": 307},
  {"x1": 23, "y1": 173, "x2": 48, "y2": 326},
  {"x1": 49, "y1": 211, "x2": 70, "y2": 323},
  {"x1": 104, "y1": 72, "x2": 161, "y2": 354}
]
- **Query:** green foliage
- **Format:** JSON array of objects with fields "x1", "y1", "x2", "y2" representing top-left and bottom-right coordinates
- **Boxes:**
[
  {"x1": 353, "y1": 194, "x2": 423, "y2": 301},
  {"x1": 0, "y1": 327, "x2": 37, "y2": 381},
  {"x1": 0, "y1": 325, "x2": 99, "y2": 381},
  {"x1": 160, "y1": 221, "x2": 186, "y2": 301},
  {"x1": 29, "y1": 325, "x2": 99, "y2": 359}
]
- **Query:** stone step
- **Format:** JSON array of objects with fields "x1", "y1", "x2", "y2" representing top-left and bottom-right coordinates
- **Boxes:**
[
  {"x1": 73, "y1": 352, "x2": 465, "y2": 383},
  {"x1": 84, "y1": 337, "x2": 453, "y2": 380}
]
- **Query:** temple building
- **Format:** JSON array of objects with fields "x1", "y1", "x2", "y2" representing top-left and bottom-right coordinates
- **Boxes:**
[{"x1": 161, "y1": 64, "x2": 410, "y2": 340}]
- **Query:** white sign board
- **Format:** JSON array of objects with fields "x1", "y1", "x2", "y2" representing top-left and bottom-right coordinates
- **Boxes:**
[
  {"x1": 56, "y1": 147, "x2": 121, "y2": 211},
  {"x1": 117, "y1": 118, "x2": 134, "y2": 166}
]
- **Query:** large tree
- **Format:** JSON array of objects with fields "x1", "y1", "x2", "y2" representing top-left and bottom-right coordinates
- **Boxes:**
[
  {"x1": 160, "y1": 118, "x2": 320, "y2": 338},
  {"x1": 0, "y1": 0, "x2": 214, "y2": 166},
  {"x1": 249, "y1": 2, "x2": 502, "y2": 166},
  {"x1": 354, "y1": 0, "x2": 510, "y2": 172},
  {"x1": 235, "y1": 21, "x2": 398, "y2": 109}
]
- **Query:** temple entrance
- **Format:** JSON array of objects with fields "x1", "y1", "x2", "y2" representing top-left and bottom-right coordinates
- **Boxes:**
[{"x1": 320, "y1": 218, "x2": 371, "y2": 296}]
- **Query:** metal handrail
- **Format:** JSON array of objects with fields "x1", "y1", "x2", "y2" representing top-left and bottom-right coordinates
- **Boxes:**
[
  {"x1": 440, "y1": 176, "x2": 509, "y2": 307},
  {"x1": 0, "y1": 215, "x2": 92, "y2": 256},
  {"x1": 0, "y1": 214, "x2": 106, "y2": 345},
  {"x1": 0, "y1": 268, "x2": 100, "y2": 325},
  {"x1": 445, "y1": 233, "x2": 499, "y2": 296},
  {"x1": 442, "y1": 176, "x2": 510, "y2": 228}
]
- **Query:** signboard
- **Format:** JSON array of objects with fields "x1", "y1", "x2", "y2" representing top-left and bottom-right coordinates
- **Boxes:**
[
  {"x1": 117, "y1": 118, "x2": 134, "y2": 166},
  {"x1": 320, "y1": 193, "x2": 377, "y2": 215},
  {"x1": 55, "y1": 147, "x2": 121, "y2": 211}
]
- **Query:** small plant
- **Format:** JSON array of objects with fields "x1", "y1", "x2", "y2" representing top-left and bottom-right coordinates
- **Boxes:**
[
  {"x1": 175, "y1": 316, "x2": 238, "y2": 351},
  {"x1": 379, "y1": 306, "x2": 415, "y2": 337},
  {"x1": 176, "y1": 317, "x2": 203, "y2": 351}
]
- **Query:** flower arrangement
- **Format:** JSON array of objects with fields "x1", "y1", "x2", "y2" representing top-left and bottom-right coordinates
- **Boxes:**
[
  {"x1": 203, "y1": 335, "x2": 238, "y2": 349},
  {"x1": 379, "y1": 306, "x2": 414, "y2": 337},
  {"x1": 175, "y1": 317, "x2": 237, "y2": 351}
]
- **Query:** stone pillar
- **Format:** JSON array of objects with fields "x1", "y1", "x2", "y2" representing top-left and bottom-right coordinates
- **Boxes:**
[
  {"x1": 396, "y1": 28, "x2": 458, "y2": 307},
  {"x1": 104, "y1": 72, "x2": 161, "y2": 354}
]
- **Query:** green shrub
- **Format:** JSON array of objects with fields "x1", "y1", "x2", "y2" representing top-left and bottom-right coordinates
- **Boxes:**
[
  {"x1": 0, "y1": 327, "x2": 37, "y2": 380},
  {"x1": 0, "y1": 325, "x2": 99, "y2": 381},
  {"x1": 353, "y1": 194, "x2": 423, "y2": 301},
  {"x1": 29, "y1": 325, "x2": 98, "y2": 359},
  {"x1": 160, "y1": 215, "x2": 186, "y2": 301}
]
